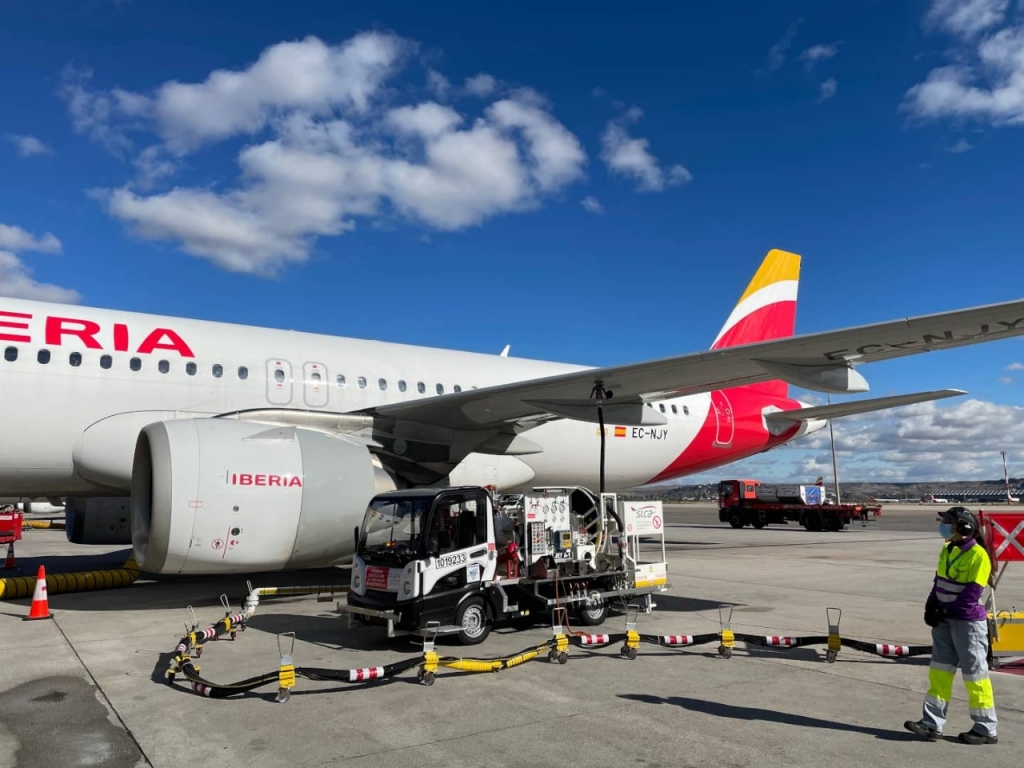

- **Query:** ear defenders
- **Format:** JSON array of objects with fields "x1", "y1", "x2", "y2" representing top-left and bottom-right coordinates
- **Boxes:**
[{"x1": 944, "y1": 506, "x2": 978, "y2": 537}]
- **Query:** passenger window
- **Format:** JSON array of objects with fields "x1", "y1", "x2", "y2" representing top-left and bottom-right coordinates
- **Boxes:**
[
  {"x1": 274, "y1": 369, "x2": 286, "y2": 383},
  {"x1": 186, "y1": 362, "x2": 197, "y2": 376},
  {"x1": 158, "y1": 360, "x2": 170, "y2": 374},
  {"x1": 436, "y1": 383, "x2": 444, "y2": 395},
  {"x1": 378, "y1": 378, "x2": 387, "y2": 391},
  {"x1": 398, "y1": 380, "x2": 407, "y2": 392},
  {"x1": 100, "y1": 354, "x2": 112, "y2": 369},
  {"x1": 69, "y1": 352, "x2": 82, "y2": 367},
  {"x1": 671, "y1": 404, "x2": 677, "y2": 414},
  {"x1": 659, "y1": 403, "x2": 665, "y2": 413},
  {"x1": 683, "y1": 405, "x2": 689, "y2": 416},
  {"x1": 130, "y1": 357, "x2": 141, "y2": 371},
  {"x1": 336, "y1": 374, "x2": 347, "y2": 388},
  {"x1": 417, "y1": 382, "x2": 425, "y2": 394},
  {"x1": 37, "y1": 349, "x2": 50, "y2": 364},
  {"x1": 213, "y1": 364, "x2": 223, "y2": 378},
  {"x1": 454, "y1": 385, "x2": 462, "y2": 393},
  {"x1": 358, "y1": 376, "x2": 367, "y2": 389},
  {"x1": 311, "y1": 371, "x2": 322, "y2": 384},
  {"x1": 4, "y1": 347, "x2": 17, "y2": 362},
  {"x1": 238, "y1": 366, "x2": 248, "y2": 380}
]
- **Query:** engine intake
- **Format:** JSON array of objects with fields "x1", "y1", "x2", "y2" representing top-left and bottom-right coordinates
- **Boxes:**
[{"x1": 131, "y1": 419, "x2": 396, "y2": 574}]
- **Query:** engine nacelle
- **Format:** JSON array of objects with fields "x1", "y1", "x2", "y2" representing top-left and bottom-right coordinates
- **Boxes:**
[
  {"x1": 66, "y1": 497, "x2": 132, "y2": 545},
  {"x1": 131, "y1": 419, "x2": 396, "y2": 575}
]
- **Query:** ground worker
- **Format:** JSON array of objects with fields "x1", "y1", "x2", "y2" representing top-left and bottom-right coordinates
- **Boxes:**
[{"x1": 904, "y1": 506, "x2": 997, "y2": 745}]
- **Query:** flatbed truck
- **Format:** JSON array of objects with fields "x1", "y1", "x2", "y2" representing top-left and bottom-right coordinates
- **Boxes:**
[{"x1": 718, "y1": 479, "x2": 881, "y2": 531}]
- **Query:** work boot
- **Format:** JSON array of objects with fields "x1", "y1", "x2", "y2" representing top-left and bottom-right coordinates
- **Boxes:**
[
  {"x1": 903, "y1": 720, "x2": 941, "y2": 741},
  {"x1": 958, "y1": 729, "x2": 997, "y2": 745}
]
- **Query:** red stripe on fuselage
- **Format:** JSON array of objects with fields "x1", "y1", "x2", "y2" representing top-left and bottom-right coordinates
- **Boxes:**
[{"x1": 646, "y1": 387, "x2": 803, "y2": 484}]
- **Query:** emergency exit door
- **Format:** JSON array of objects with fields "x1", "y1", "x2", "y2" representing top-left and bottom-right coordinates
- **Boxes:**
[
  {"x1": 266, "y1": 359, "x2": 293, "y2": 406},
  {"x1": 303, "y1": 362, "x2": 329, "y2": 408}
]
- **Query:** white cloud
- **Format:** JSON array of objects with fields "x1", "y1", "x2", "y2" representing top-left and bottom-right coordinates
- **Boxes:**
[
  {"x1": 691, "y1": 397, "x2": 1024, "y2": 483},
  {"x1": 7, "y1": 134, "x2": 54, "y2": 157},
  {"x1": 58, "y1": 66, "x2": 134, "y2": 155},
  {"x1": 600, "y1": 112, "x2": 691, "y2": 192},
  {"x1": 132, "y1": 146, "x2": 178, "y2": 188},
  {"x1": 999, "y1": 376, "x2": 1014, "y2": 384},
  {"x1": 925, "y1": 0, "x2": 1009, "y2": 40},
  {"x1": 817, "y1": 78, "x2": 838, "y2": 102},
  {"x1": 387, "y1": 102, "x2": 463, "y2": 138},
  {"x1": 487, "y1": 96, "x2": 586, "y2": 191},
  {"x1": 903, "y1": 9, "x2": 1024, "y2": 126},
  {"x1": 464, "y1": 73, "x2": 497, "y2": 97},
  {"x1": 1006, "y1": 362, "x2": 1024, "y2": 370},
  {"x1": 0, "y1": 224, "x2": 77, "y2": 303},
  {"x1": 155, "y1": 33, "x2": 409, "y2": 153},
  {"x1": 581, "y1": 196, "x2": 604, "y2": 214},
  {"x1": 426, "y1": 69, "x2": 450, "y2": 99},
  {"x1": 0, "y1": 224, "x2": 62, "y2": 254},
  {"x1": 946, "y1": 138, "x2": 974, "y2": 153},
  {"x1": 800, "y1": 42, "x2": 841, "y2": 69},
  {"x1": 760, "y1": 18, "x2": 803, "y2": 76},
  {"x1": 64, "y1": 33, "x2": 589, "y2": 276}
]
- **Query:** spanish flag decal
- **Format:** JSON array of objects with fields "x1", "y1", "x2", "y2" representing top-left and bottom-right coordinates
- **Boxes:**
[{"x1": 614, "y1": 426, "x2": 627, "y2": 438}]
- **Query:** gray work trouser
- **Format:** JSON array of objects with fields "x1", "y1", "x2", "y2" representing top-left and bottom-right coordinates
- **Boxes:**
[{"x1": 921, "y1": 619, "x2": 997, "y2": 737}]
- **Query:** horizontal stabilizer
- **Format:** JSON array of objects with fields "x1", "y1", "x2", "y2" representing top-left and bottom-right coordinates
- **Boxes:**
[{"x1": 765, "y1": 389, "x2": 966, "y2": 427}]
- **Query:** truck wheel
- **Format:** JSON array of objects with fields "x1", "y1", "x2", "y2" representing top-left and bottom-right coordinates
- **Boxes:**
[
  {"x1": 752, "y1": 519, "x2": 766, "y2": 529},
  {"x1": 727, "y1": 507, "x2": 744, "y2": 528},
  {"x1": 455, "y1": 597, "x2": 490, "y2": 645},
  {"x1": 803, "y1": 514, "x2": 822, "y2": 532},
  {"x1": 577, "y1": 591, "x2": 608, "y2": 626}
]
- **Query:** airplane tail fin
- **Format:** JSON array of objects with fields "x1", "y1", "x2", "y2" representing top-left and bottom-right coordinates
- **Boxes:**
[{"x1": 711, "y1": 249, "x2": 801, "y2": 398}]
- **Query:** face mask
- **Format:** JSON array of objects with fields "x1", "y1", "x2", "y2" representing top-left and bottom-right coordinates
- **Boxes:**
[{"x1": 939, "y1": 523, "x2": 953, "y2": 539}]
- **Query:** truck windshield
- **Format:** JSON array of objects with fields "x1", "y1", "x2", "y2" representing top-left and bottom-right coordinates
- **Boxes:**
[{"x1": 358, "y1": 497, "x2": 430, "y2": 555}]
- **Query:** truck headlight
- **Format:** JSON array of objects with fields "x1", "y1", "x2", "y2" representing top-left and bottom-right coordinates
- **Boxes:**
[
  {"x1": 402, "y1": 579, "x2": 412, "y2": 596},
  {"x1": 353, "y1": 573, "x2": 362, "y2": 590}
]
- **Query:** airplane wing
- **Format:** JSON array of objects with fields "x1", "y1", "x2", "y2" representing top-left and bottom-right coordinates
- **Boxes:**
[
  {"x1": 367, "y1": 298, "x2": 1024, "y2": 431},
  {"x1": 763, "y1": 389, "x2": 966, "y2": 431}
]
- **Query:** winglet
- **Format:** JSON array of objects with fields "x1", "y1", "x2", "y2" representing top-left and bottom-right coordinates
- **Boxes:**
[{"x1": 500, "y1": 344, "x2": 510, "y2": 357}]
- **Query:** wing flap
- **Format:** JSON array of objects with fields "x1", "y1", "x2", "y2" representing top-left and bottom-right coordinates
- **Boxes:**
[{"x1": 764, "y1": 389, "x2": 967, "y2": 427}]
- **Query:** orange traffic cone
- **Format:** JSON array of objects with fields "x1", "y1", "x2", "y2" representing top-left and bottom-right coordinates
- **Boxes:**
[
  {"x1": 24, "y1": 564, "x2": 52, "y2": 621},
  {"x1": 3, "y1": 542, "x2": 14, "y2": 569}
]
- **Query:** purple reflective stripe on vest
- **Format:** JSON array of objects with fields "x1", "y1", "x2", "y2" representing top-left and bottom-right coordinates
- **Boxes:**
[{"x1": 932, "y1": 539, "x2": 988, "y2": 622}]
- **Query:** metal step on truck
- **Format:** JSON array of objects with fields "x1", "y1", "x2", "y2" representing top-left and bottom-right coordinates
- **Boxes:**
[
  {"x1": 341, "y1": 485, "x2": 669, "y2": 644},
  {"x1": 718, "y1": 479, "x2": 882, "y2": 531}
]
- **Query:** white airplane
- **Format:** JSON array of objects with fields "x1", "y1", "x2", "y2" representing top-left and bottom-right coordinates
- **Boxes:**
[{"x1": 1, "y1": 249, "x2": 1021, "y2": 576}]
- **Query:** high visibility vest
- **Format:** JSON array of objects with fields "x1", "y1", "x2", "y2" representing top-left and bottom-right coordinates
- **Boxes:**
[{"x1": 934, "y1": 540, "x2": 990, "y2": 621}]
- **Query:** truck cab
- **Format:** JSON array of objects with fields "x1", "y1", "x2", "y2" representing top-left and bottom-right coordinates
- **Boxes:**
[
  {"x1": 348, "y1": 487, "x2": 498, "y2": 643},
  {"x1": 718, "y1": 479, "x2": 760, "y2": 510}
]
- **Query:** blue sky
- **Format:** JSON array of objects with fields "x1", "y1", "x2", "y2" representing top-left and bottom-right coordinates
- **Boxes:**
[{"x1": 2, "y1": 0, "x2": 1023, "y2": 483}]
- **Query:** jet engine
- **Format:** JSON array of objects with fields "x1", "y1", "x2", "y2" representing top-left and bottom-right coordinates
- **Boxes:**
[{"x1": 131, "y1": 419, "x2": 397, "y2": 575}]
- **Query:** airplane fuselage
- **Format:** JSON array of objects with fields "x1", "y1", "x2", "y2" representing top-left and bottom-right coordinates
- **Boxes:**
[{"x1": 0, "y1": 298, "x2": 811, "y2": 500}]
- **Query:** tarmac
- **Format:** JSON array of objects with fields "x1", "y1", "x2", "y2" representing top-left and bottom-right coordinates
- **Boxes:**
[{"x1": 2, "y1": 503, "x2": 1024, "y2": 768}]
